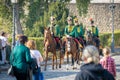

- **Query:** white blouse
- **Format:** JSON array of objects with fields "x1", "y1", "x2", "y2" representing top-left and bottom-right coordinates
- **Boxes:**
[{"x1": 30, "y1": 50, "x2": 43, "y2": 67}]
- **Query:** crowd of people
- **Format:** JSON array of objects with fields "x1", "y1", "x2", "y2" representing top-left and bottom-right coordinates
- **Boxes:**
[{"x1": 0, "y1": 15, "x2": 117, "y2": 80}]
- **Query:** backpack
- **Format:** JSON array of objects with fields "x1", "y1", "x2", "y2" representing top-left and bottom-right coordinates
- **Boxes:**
[
  {"x1": 30, "y1": 58, "x2": 39, "y2": 74},
  {"x1": 30, "y1": 51, "x2": 39, "y2": 74}
]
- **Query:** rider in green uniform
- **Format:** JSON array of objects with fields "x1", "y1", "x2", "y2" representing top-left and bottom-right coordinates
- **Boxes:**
[
  {"x1": 74, "y1": 17, "x2": 85, "y2": 47},
  {"x1": 61, "y1": 16, "x2": 75, "y2": 52},
  {"x1": 64, "y1": 16, "x2": 76, "y2": 37},
  {"x1": 89, "y1": 18, "x2": 100, "y2": 48},
  {"x1": 48, "y1": 16, "x2": 61, "y2": 48}
]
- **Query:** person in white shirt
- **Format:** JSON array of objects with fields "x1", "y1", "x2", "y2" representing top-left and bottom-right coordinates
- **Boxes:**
[
  {"x1": 0, "y1": 31, "x2": 7, "y2": 64},
  {"x1": 26, "y1": 40, "x2": 43, "y2": 80}
]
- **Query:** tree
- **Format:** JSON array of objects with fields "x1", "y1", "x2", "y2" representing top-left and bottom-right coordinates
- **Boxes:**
[
  {"x1": 0, "y1": 0, "x2": 24, "y2": 34},
  {"x1": 47, "y1": 1, "x2": 69, "y2": 32},
  {"x1": 76, "y1": 0, "x2": 91, "y2": 16},
  {"x1": 0, "y1": 0, "x2": 91, "y2": 37}
]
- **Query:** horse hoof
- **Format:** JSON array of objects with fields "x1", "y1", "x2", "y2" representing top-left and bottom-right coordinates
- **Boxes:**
[
  {"x1": 73, "y1": 67, "x2": 77, "y2": 70},
  {"x1": 67, "y1": 68, "x2": 69, "y2": 70},
  {"x1": 52, "y1": 68, "x2": 54, "y2": 70},
  {"x1": 44, "y1": 68, "x2": 46, "y2": 71},
  {"x1": 59, "y1": 65, "x2": 61, "y2": 68}
]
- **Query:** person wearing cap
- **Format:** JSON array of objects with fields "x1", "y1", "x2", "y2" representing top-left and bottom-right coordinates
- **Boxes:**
[
  {"x1": 89, "y1": 19, "x2": 99, "y2": 37},
  {"x1": 64, "y1": 16, "x2": 76, "y2": 37},
  {"x1": 89, "y1": 19, "x2": 100, "y2": 49},
  {"x1": 73, "y1": 17, "x2": 85, "y2": 48},
  {"x1": 48, "y1": 16, "x2": 61, "y2": 49},
  {"x1": 61, "y1": 16, "x2": 76, "y2": 53}
]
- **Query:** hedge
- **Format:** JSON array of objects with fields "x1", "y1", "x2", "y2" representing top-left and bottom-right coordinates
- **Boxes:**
[
  {"x1": 7, "y1": 30, "x2": 120, "y2": 55},
  {"x1": 100, "y1": 30, "x2": 120, "y2": 47}
]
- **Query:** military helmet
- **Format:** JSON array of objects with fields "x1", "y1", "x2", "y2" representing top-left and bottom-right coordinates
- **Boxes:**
[
  {"x1": 50, "y1": 16, "x2": 56, "y2": 21},
  {"x1": 74, "y1": 17, "x2": 78, "y2": 22},
  {"x1": 67, "y1": 16, "x2": 72, "y2": 21}
]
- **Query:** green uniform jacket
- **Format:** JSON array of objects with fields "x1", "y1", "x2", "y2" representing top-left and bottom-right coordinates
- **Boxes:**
[
  {"x1": 10, "y1": 44, "x2": 32, "y2": 73},
  {"x1": 64, "y1": 25, "x2": 76, "y2": 37},
  {"x1": 91, "y1": 26, "x2": 99, "y2": 36},
  {"x1": 75, "y1": 25, "x2": 85, "y2": 38},
  {"x1": 48, "y1": 24, "x2": 61, "y2": 37}
]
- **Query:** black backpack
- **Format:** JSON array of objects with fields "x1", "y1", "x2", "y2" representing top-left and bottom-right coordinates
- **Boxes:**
[{"x1": 30, "y1": 58, "x2": 39, "y2": 74}]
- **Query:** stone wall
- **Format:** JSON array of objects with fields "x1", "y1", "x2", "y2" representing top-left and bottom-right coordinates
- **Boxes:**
[{"x1": 67, "y1": 3, "x2": 120, "y2": 33}]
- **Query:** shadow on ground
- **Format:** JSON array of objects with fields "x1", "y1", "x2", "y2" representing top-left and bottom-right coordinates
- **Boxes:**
[{"x1": 43, "y1": 71, "x2": 77, "y2": 79}]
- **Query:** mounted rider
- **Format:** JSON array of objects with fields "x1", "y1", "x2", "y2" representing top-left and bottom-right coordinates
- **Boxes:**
[
  {"x1": 88, "y1": 18, "x2": 100, "y2": 48},
  {"x1": 61, "y1": 16, "x2": 75, "y2": 52},
  {"x1": 62, "y1": 16, "x2": 81, "y2": 53},
  {"x1": 48, "y1": 16, "x2": 61, "y2": 49},
  {"x1": 73, "y1": 17, "x2": 85, "y2": 47}
]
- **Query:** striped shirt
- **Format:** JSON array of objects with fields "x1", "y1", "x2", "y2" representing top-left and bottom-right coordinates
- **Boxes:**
[{"x1": 100, "y1": 56, "x2": 116, "y2": 77}]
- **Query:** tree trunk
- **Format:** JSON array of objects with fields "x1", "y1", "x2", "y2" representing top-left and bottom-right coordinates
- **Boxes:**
[{"x1": 15, "y1": 4, "x2": 23, "y2": 34}]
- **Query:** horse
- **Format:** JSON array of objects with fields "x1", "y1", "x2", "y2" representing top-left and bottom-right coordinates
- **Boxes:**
[
  {"x1": 86, "y1": 30, "x2": 101, "y2": 54},
  {"x1": 86, "y1": 30, "x2": 96, "y2": 46},
  {"x1": 44, "y1": 27, "x2": 62, "y2": 70},
  {"x1": 62, "y1": 35, "x2": 79, "y2": 69}
]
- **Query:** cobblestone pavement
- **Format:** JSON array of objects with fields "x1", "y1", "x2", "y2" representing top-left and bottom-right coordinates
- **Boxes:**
[{"x1": 0, "y1": 54, "x2": 120, "y2": 80}]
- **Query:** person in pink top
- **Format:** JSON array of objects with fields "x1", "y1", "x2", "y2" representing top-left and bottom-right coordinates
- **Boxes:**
[{"x1": 100, "y1": 47, "x2": 116, "y2": 78}]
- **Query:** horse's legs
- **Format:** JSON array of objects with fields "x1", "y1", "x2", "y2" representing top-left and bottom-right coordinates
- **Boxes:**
[
  {"x1": 66, "y1": 52, "x2": 69, "y2": 70},
  {"x1": 77, "y1": 51, "x2": 82, "y2": 65},
  {"x1": 44, "y1": 51, "x2": 48, "y2": 71},
  {"x1": 55, "y1": 52, "x2": 57, "y2": 69},
  {"x1": 52, "y1": 53, "x2": 55, "y2": 70},
  {"x1": 67, "y1": 53, "x2": 69, "y2": 64},
  {"x1": 71, "y1": 54, "x2": 74, "y2": 66},
  {"x1": 59, "y1": 51, "x2": 63, "y2": 68}
]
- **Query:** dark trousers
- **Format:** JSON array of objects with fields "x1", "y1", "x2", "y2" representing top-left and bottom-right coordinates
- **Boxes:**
[
  {"x1": 14, "y1": 71, "x2": 27, "y2": 80},
  {"x1": 0, "y1": 49, "x2": 2, "y2": 61}
]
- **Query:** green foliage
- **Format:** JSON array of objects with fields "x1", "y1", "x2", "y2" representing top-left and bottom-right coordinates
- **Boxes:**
[
  {"x1": 76, "y1": 0, "x2": 91, "y2": 16},
  {"x1": 100, "y1": 30, "x2": 120, "y2": 47},
  {"x1": 26, "y1": 0, "x2": 44, "y2": 29},
  {"x1": 0, "y1": 0, "x2": 12, "y2": 33},
  {"x1": 0, "y1": 0, "x2": 91, "y2": 37},
  {"x1": 47, "y1": 1, "x2": 69, "y2": 35}
]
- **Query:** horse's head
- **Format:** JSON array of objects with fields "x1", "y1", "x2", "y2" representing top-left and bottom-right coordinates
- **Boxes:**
[
  {"x1": 44, "y1": 27, "x2": 52, "y2": 43},
  {"x1": 86, "y1": 30, "x2": 92, "y2": 41},
  {"x1": 44, "y1": 27, "x2": 51, "y2": 39}
]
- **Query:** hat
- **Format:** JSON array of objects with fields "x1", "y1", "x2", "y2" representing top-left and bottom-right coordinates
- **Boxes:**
[
  {"x1": 74, "y1": 18, "x2": 78, "y2": 22},
  {"x1": 89, "y1": 18, "x2": 93, "y2": 21},
  {"x1": 50, "y1": 16, "x2": 55, "y2": 21},
  {"x1": 67, "y1": 16, "x2": 72, "y2": 21}
]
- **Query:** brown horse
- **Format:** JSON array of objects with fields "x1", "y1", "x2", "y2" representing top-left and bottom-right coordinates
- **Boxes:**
[
  {"x1": 44, "y1": 27, "x2": 62, "y2": 70},
  {"x1": 86, "y1": 30, "x2": 101, "y2": 55},
  {"x1": 63, "y1": 36, "x2": 78, "y2": 69},
  {"x1": 86, "y1": 30, "x2": 96, "y2": 46}
]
